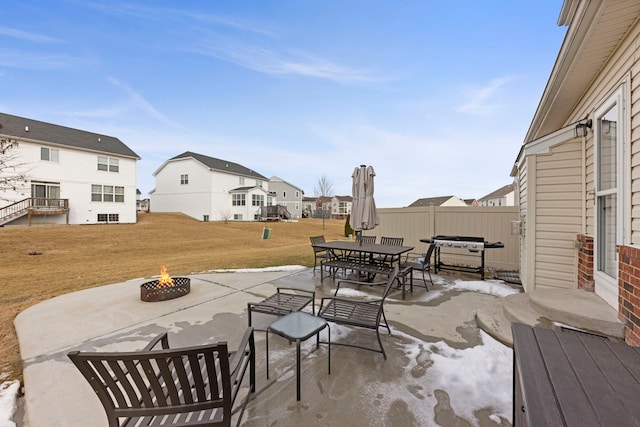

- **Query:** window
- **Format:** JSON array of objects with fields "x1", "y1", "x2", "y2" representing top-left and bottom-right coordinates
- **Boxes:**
[
  {"x1": 103, "y1": 185, "x2": 114, "y2": 202},
  {"x1": 31, "y1": 182, "x2": 60, "y2": 205},
  {"x1": 92, "y1": 185, "x2": 125, "y2": 203},
  {"x1": 234, "y1": 214, "x2": 243, "y2": 220},
  {"x1": 239, "y1": 177, "x2": 245, "y2": 185},
  {"x1": 594, "y1": 85, "x2": 626, "y2": 308},
  {"x1": 256, "y1": 180, "x2": 263, "y2": 188},
  {"x1": 41, "y1": 147, "x2": 59, "y2": 162},
  {"x1": 115, "y1": 186, "x2": 124, "y2": 202},
  {"x1": 295, "y1": 191, "x2": 300, "y2": 198},
  {"x1": 180, "y1": 174, "x2": 189, "y2": 185},
  {"x1": 97, "y1": 213, "x2": 119, "y2": 223},
  {"x1": 97, "y1": 156, "x2": 119, "y2": 172},
  {"x1": 203, "y1": 215, "x2": 209, "y2": 222},
  {"x1": 283, "y1": 191, "x2": 287, "y2": 198},
  {"x1": 92, "y1": 185, "x2": 102, "y2": 202},
  {"x1": 252, "y1": 194, "x2": 264, "y2": 206},
  {"x1": 232, "y1": 194, "x2": 246, "y2": 206}
]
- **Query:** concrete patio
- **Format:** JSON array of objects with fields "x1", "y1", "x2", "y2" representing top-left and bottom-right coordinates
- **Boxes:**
[{"x1": 14, "y1": 267, "x2": 523, "y2": 427}]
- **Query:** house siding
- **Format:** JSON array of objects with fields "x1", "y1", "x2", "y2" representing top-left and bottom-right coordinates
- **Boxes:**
[
  {"x1": 533, "y1": 142, "x2": 582, "y2": 289},
  {"x1": 9, "y1": 140, "x2": 137, "y2": 225},
  {"x1": 151, "y1": 159, "x2": 212, "y2": 221}
]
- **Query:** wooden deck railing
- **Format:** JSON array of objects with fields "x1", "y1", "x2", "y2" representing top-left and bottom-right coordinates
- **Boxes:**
[{"x1": 0, "y1": 198, "x2": 69, "y2": 225}]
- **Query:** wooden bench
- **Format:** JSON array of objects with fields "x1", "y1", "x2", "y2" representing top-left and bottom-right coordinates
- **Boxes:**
[
  {"x1": 512, "y1": 323, "x2": 640, "y2": 426},
  {"x1": 318, "y1": 267, "x2": 399, "y2": 359},
  {"x1": 68, "y1": 328, "x2": 256, "y2": 427}
]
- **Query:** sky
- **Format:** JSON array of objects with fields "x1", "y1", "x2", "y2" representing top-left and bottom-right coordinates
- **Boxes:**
[{"x1": 0, "y1": 1, "x2": 568, "y2": 207}]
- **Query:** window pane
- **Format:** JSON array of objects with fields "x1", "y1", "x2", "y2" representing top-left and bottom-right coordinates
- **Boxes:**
[
  {"x1": 597, "y1": 194, "x2": 617, "y2": 278},
  {"x1": 50, "y1": 149, "x2": 59, "y2": 162},
  {"x1": 41, "y1": 148, "x2": 49, "y2": 161},
  {"x1": 598, "y1": 105, "x2": 617, "y2": 191},
  {"x1": 109, "y1": 158, "x2": 119, "y2": 172},
  {"x1": 97, "y1": 156, "x2": 108, "y2": 171}
]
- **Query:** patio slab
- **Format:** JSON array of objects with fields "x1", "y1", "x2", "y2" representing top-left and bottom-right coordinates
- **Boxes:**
[{"x1": 14, "y1": 267, "x2": 516, "y2": 427}]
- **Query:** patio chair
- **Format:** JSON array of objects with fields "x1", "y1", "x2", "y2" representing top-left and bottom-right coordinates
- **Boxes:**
[
  {"x1": 68, "y1": 328, "x2": 256, "y2": 427},
  {"x1": 247, "y1": 287, "x2": 315, "y2": 327},
  {"x1": 399, "y1": 243, "x2": 435, "y2": 293},
  {"x1": 373, "y1": 236, "x2": 404, "y2": 265},
  {"x1": 310, "y1": 235, "x2": 335, "y2": 274},
  {"x1": 318, "y1": 266, "x2": 399, "y2": 359}
]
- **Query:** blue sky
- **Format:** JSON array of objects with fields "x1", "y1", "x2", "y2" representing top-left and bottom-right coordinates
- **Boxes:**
[{"x1": 0, "y1": 1, "x2": 567, "y2": 207}]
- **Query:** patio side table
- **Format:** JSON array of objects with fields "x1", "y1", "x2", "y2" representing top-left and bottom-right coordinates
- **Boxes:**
[{"x1": 266, "y1": 311, "x2": 330, "y2": 401}]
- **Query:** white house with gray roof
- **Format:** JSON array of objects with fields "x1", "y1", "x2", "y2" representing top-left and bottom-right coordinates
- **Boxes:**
[
  {"x1": 0, "y1": 112, "x2": 140, "y2": 226},
  {"x1": 150, "y1": 151, "x2": 273, "y2": 221}
]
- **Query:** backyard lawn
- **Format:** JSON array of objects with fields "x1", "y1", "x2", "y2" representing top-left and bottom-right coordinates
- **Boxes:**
[{"x1": 0, "y1": 213, "x2": 345, "y2": 383}]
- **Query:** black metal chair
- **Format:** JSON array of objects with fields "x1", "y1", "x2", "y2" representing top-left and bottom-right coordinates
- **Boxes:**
[
  {"x1": 399, "y1": 243, "x2": 436, "y2": 293},
  {"x1": 310, "y1": 235, "x2": 335, "y2": 274},
  {"x1": 68, "y1": 328, "x2": 256, "y2": 427},
  {"x1": 247, "y1": 287, "x2": 315, "y2": 327},
  {"x1": 319, "y1": 267, "x2": 399, "y2": 359},
  {"x1": 373, "y1": 236, "x2": 404, "y2": 265}
]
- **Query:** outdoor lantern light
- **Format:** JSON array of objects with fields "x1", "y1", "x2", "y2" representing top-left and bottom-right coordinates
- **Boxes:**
[{"x1": 574, "y1": 118, "x2": 592, "y2": 138}]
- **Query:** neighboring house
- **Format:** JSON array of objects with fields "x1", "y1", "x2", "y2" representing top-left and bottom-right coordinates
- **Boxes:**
[
  {"x1": 463, "y1": 198, "x2": 479, "y2": 207},
  {"x1": 0, "y1": 112, "x2": 140, "y2": 226},
  {"x1": 302, "y1": 197, "x2": 316, "y2": 217},
  {"x1": 150, "y1": 151, "x2": 272, "y2": 221},
  {"x1": 477, "y1": 184, "x2": 515, "y2": 207},
  {"x1": 408, "y1": 195, "x2": 468, "y2": 208},
  {"x1": 268, "y1": 176, "x2": 304, "y2": 218},
  {"x1": 330, "y1": 195, "x2": 352, "y2": 219},
  {"x1": 511, "y1": 0, "x2": 640, "y2": 345}
]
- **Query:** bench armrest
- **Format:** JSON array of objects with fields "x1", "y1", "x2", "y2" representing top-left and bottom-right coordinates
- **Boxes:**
[
  {"x1": 228, "y1": 327, "x2": 255, "y2": 386},
  {"x1": 143, "y1": 332, "x2": 170, "y2": 351}
]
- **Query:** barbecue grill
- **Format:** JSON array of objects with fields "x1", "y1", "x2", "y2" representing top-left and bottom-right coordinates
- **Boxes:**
[{"x1": 421, "y1": 236, "x2": 503, "y2": 280}]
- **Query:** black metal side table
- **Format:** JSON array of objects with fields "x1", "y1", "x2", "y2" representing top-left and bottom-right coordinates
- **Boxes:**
[{"x1": 266, "y1": 311, "x2": 330, "y2": 401}]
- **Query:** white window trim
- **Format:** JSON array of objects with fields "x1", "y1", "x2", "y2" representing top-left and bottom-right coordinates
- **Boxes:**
[{"x1": 593, "y1": 84, "x2": 627, "y2": 307}]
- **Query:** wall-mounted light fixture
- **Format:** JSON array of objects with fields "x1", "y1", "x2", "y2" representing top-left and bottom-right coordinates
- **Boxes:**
[{"x1": 574, "y1": 118, "x2": 592, "y2": 138}]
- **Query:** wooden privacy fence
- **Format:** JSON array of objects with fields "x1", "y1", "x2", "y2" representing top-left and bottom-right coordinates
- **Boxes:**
[{"x1": 364, "y1": 206, "x2": 520, "y2": 272}]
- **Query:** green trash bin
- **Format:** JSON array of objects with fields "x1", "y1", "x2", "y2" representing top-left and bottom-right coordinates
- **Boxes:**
[{"x1": 262, "y1": 227, "x2": 272, "y2": 239}]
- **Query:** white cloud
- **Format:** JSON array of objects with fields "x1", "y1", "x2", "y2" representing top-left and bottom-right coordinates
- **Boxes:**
[
  {"x1": 0, "y1": 26, "x2": 64, "y2": 44},
  {"x1": 188, "y1": 39, "x2": 382, "y2": 84},
  {"x1": 458, "y1": 76, "x2": 519, "y2": 114}
]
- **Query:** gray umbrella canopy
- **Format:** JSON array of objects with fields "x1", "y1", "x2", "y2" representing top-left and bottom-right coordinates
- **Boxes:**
[{"x1": 349, "y1": 165, "x2": 379, "y2": 231}]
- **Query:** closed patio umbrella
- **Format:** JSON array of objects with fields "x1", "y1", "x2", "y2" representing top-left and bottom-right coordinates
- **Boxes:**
[{"x1": 350, "y1": 165, "x2": 379, "y2": 240}]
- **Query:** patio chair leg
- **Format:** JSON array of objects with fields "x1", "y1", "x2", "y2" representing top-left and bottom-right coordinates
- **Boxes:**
[{"x1": 376, "y1": 329, "x2": 387, "y2": 360}]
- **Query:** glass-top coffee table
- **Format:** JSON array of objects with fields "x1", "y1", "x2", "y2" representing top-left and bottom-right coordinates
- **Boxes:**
[{"x1": 266, "y1": 311, "x2": 330, "y2": 401}]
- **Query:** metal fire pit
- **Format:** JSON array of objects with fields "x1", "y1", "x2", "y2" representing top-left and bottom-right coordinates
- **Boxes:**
[{"x1": 140, "y1": 277, "x2": 190, "y2": 302}]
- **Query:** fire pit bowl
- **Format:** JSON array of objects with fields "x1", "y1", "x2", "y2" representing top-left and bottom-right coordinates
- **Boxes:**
[{"x1": 140, "y1": 277, "x2": 191, "y2": 302}]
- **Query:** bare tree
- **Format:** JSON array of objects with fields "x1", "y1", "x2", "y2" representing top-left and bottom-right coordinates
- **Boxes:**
[
  {"x1": 314, "y1": 175, "x2": 334, "y2": 229},
  {"x1": 0, "y1": 125, "x2": 29, "y2": 202}
]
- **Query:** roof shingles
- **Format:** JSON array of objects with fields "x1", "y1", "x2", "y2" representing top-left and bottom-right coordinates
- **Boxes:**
[{"x1": 0, "y1": 112, "x2": 139, "y2": 159}]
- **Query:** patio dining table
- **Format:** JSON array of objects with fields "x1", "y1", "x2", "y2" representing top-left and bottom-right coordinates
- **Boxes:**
[{"x1": 312, "y1": 240, "x2": 413, "y2": 283}]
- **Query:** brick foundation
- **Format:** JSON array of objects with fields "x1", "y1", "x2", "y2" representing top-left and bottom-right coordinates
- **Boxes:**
[
  {"x1": 577, "y1": 234, "x2": 594, "y2": 291},
  {"x1": 618, "y1": 245, "x2": 640, "y2": 347}
]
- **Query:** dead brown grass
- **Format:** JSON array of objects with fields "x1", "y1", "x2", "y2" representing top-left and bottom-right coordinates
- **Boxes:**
[{"x1": 0, "y1": 213, "x2": 345, "y2": 383}]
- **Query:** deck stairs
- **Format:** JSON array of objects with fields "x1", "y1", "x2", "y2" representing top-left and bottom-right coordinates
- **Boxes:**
[
  {"x1": 476, "y1": 287, "x2": 626, "y2": 347},
  {"x1": 0, "y1": 198, "x2": 29, "y2": 226}
]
